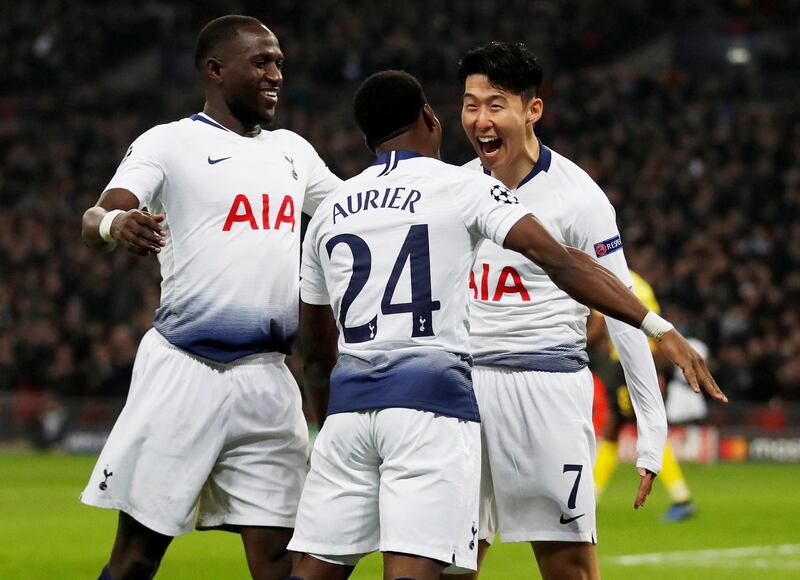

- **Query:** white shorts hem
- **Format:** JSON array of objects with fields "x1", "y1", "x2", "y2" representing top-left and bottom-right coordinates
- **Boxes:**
[
  {"x1": 287, "y1": 538, "x2": 379, "y2": 557},
  {"x1": 500, "y1": 530, "x2": 596, "y2": 544},
  {"x1": 381, "y1": 541, "x2": 476, "y2": 572},
  {"x1": 80, "y1": 494, "x2": 190, "y2": 537},
  {"x1": 196, "y1": 515, "x2": 296, "y2": 530}
]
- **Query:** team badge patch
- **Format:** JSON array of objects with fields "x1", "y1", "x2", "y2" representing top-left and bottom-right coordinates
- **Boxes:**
[
  {"x1": 490, "y1": 184, "x2": 519, "y2": 205},
  {"x1": 594, "y1": 235, "x2": 623, "y2": 257}
]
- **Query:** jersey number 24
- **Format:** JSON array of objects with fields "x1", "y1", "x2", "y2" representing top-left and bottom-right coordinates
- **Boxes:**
[{"x1": 326, "y1": 224, "x2": 441, "y2": 343}]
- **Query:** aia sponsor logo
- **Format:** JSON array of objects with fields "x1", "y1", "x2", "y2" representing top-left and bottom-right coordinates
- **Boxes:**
[
  {"x1": 469, "y1": 264, "x2": 531, "y2": 302},
  {"x1": 222, "y1": 193, "x2": 296, "y2": 232}
]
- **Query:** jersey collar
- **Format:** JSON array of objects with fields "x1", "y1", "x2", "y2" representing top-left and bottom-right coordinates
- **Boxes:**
[
  {"x1": 190, "y1": 112, "x2": 262, "y2": 136},
  {"x1": 482, "y1": 140, "x2": 552, "y2": 188},
  {"x1": 371, "y1": 149, "x2": 425, "y2": 176}
]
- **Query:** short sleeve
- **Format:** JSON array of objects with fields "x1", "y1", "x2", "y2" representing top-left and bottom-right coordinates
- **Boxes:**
[
  {"x1": 104, "y1": 127, "x2": 168, "y2": 209},
  {"x1": 452, "y1": 173, "x2": 532, "y2": 246},
  {"x1": 293, "y1": 135, "x2": 341, "y2": 216},
  {"x1": 300, "y1": 216, "x2": 330, "y2": 305},
  {"x1": 566, "y1": 188, "x2": 632, "y2": 286}
]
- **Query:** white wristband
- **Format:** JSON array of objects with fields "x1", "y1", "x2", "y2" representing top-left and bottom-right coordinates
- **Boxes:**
[
  {"x1": 99, "y1": 209, "x2": 125, "y2": 243},
  {"x1": 640, "y1": 310, "x2": 674, "y2": 340}
]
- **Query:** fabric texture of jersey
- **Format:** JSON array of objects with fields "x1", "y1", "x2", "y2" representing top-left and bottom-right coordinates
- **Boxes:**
[
  {"x1": 301, "y1": 150, "x2": 530, "y2": 421},
  {"x1": 80, "y1": 328, "x2": 309, "y2": 536},
  {"x1": 465, "y1": 145, "x2": 631, "y2": 371},
  {"x1": 105, "y1": 113, "x2": 340, "y2": 363}
]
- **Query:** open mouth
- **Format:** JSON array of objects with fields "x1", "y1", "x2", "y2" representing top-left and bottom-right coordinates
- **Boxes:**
[
  {"x1": 259, "y1": 88, "x2": 279, "y2": 103},
  {"x1": 478, "y1": 136, "x2": 502, "y2": 156}
]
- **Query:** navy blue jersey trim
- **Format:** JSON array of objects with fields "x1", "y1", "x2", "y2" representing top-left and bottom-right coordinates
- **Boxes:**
[
  {"x1": 372, "y1": 149, "x2": 424, "y2": 175},
  {"x1": 191, "y1": 113, "x2": 230, "y2": 132},
  {"x1": 481, "y1": 141, "x2": 552, "y2": 187},
  {"x1": 518, "y1": 142, "x2": 552, "y2": 187},
  {"x1": 377, "y1": 151, "x2": 394, "y2": 176}
]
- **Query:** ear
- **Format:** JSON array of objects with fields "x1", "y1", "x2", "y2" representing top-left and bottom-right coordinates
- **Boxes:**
[
  {"x1": 527, "y1": 97, "x2": 544, "y2": 126},
  {"x1": 421, "y1": 104, "x2": 440, "y2": 133},
  {"x1": 363, "y1": 134, "x2": 375, "y2": 154},
  {"x1": 204, "y1": 57, "x2": 224, "y2": 83}
]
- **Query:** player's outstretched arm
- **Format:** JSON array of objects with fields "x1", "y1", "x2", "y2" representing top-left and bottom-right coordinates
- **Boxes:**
[
  {"x1": 503, "y1": 215, "x2": 726, "y2": 403},
  {"x1": 298, "y1": 301, "x2": 339, "y2": 428},
  {"x1": 504, "y1": 215, "x2": 648, "y2": 326},
  {"x1": 82, "y1": 188, "x2": 166, "y2": 256}
]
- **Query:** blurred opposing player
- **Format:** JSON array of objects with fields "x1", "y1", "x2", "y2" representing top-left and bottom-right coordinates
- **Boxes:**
[
  {"x1": 287, "y1": 70, "x2": 720, "y2": 580},
  {"x1": 590, "y1": 272, "x2": 706, "y2": 522},
  {"x1": 79, "y1": 15, "x2": 340, "y2": 580},
  {"x1": 453, "y1": 42, "x2": 727, "y2": 580}
]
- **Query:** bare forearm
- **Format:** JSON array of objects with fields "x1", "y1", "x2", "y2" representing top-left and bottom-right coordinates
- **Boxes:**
[
  {"x1": 526, "y1": 245, "x2": 648, "y2": 328},
  {"x1": 82, "y1": 188, "x2": 148, "y2": 252},
  {"x1": 504, "y1": 215, "x2": 649, "y2": 328},
  {"x1": 298, "y1": 302, "x2": 339, "y2": 427},
  {"x1": 304, "y1": 358, "x2": 332, "y2": 427},
  {"x1": 82, "y1": 206, "x2": 109, "y2": 249}
]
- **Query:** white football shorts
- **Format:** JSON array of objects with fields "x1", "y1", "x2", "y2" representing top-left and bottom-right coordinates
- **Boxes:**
[
  {"x1": 474, "y1": 366, "x2": 597, "y2": 544},
  {"x1": 288, "y1": 408, "x2": 481, "y2": 572},
  {"x1": 80, "y1": 328, "x2": 309, "y2": 536}
]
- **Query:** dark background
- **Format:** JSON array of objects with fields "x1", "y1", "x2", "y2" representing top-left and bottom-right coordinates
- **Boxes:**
[{"x1": 1, "y1": 1, "x2": 798, "y2": 440}]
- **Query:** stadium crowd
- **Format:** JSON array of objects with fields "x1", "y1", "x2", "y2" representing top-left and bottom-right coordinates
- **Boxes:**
[{"x1": 1, "y1": 0, "x2": 798, "y2": 415}]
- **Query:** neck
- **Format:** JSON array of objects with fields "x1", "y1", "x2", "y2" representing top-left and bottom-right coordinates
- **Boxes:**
[
  {"x1": 202, "y1": 103, "x2": 261, "y2": 137},
  {"x1": 492, "y1": 133, "x2": 540, "y2": 189},
  {"x1": 376, "y1": 133, "x2": 437, "y2": 159}
]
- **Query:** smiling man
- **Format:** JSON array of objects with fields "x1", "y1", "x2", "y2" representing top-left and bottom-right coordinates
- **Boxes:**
[
  {"x1": 79, "y1": 15, "x2": 341, "y2": 580},
  {"x1": 453, "y1": 42, "x2": 727, "y2": 580}
]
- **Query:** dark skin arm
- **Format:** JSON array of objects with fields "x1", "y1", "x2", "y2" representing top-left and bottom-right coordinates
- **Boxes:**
[
  {"x1": 504, "y1": 214, "x2": 726, "y2": 403},
  {"x1": 82, "y1": 188, "x2": 166, "y2": 255},
  {"x1": 298, "y1": 301, "x2": 339, "y2": 427}
]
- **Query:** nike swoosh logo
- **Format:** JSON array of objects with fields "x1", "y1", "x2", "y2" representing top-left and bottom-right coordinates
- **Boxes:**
[
  {"x1": 208, "y1": 156, "x2": 232, "y2": 165},
  {"x1": 559, "y1": 513, "x2": 586, "y2": 524}
]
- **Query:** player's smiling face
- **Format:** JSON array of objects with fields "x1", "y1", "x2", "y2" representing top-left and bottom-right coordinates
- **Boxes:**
[
  {"x1": 220, "y1": 24, "x2": 284, "y2": 126},
  {"x1": 462, "y1": 74, "x2": 539, "y2": 173}
]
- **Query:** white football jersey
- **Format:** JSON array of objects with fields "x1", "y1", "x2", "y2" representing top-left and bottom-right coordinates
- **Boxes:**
[
  {"x1": 465, "y1": 145, "x2": 632, "y2": 370},
  {"x1": 301, "y1": 150, "x2": 531, "y2": 421},
  {"x1": 105, "y1": 112, "x2": 341, "y2": 363}
]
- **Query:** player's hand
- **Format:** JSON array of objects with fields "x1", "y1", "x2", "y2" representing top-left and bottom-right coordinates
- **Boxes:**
[
  {"x1": 110, "y1": 210, "x2": 166, "y2": 256},
  {"x1": 658, "y1": 329, "x2": 728, "y2": 403},
  {"x1": 634, "y1": 468, "x2": 656, "y2": 509}
]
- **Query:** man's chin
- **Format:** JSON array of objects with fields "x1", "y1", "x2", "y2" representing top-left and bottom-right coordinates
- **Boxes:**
[{"x1": 478, "y1": 152, "x2": 502, "y2": 171}]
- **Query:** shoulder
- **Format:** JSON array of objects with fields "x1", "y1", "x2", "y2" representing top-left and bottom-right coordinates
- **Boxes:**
[
  {"x1": 437, "y1": 158, "x2": 497, "y2": 188},
  {"x1": 132, "y1": 120, "x2": 184, "y2": 146},
  {"x1": 546, "y1": 148, "x2": 610, "y2": 206},
  {"x1": 266, "y1": 129, "x2": 318, "y2": 156},
  {"x1": 122, "y1": 121, "x2": 187, "y2": 164},
  {"x1": 461, "y1": 157, "x2": 484, "y2": 172}
]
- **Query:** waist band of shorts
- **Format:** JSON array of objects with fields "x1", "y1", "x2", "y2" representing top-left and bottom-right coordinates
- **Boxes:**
[{"x1": 150, "y1": 328, "x2": 286, "y2": 370}]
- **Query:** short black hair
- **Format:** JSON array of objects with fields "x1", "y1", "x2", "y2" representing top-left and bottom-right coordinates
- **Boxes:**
[
  {"x1": 353, "y1": 70, "x2": 427, "y2": 152},
  {"x1": 457, "y1": 42, "x2": 543, "y2": 102},
  {"x1": 195, "y1": 15, "x2": 264, "y2": 70}
]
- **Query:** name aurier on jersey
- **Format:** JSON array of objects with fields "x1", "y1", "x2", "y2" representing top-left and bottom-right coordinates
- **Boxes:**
[{"x1": 332, "y1": 186, "x2": 422, "y2": 224}]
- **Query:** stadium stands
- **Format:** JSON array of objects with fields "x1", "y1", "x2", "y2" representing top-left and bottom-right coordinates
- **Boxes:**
[{"x1": 1, "y1": 1, "x2": 798, "y2": 441}]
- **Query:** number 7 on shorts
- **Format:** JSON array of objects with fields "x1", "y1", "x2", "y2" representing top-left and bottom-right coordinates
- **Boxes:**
[{"x1": 563, "y1": 464, "x2": 583, "y2": 510}]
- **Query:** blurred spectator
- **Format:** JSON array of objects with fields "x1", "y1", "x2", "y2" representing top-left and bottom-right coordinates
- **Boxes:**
[{"x1": 1, "y1": 0, "x2": 798, "y2": 406}]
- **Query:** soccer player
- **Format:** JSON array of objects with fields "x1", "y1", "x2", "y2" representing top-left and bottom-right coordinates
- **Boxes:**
[
  {"x1": 454, "y1": 42, "x2": 727, "y2": 579},
  {"x1": 79, "y1": 15, "x2": 340, "y2": 580},
  {"x1": 590, "y1": 272, "x2": 703, "y2": 522},
  {"x1": 286, "y1": 70, "x2": 719, "y2": 580}
]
